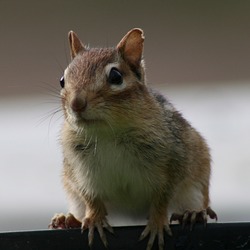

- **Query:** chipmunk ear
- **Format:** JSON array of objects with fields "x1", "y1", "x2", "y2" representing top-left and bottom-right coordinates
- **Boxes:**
[
  {"x1": 68, "y1": 31, "x2": 86, "y2": 59},
  {"x1": 117, "y1": 28, "x2": 144, "y2": 67}
]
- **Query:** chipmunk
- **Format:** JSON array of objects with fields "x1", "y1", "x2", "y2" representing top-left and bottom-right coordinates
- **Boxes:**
[{"x1": 49, "y1": 28, "x2": 217, "y2": 250}]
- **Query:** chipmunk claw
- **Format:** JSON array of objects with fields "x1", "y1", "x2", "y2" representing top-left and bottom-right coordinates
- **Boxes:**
[
  {"x1": 81, "y1": 217, "x2": 113, "y2": 248},
  {"x1": 139, "y1": 223, "x2": 172, "y2": 250},
  {"x1": 170, "y1": 206, "x2": 217, "y2": 230}
]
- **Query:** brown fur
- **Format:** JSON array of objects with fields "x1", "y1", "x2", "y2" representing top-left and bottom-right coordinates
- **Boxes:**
[{"x1": 50, "y1": 28, "x2": 217, "y2": 250}]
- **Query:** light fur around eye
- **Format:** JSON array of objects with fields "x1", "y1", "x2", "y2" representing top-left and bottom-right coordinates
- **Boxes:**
[{"x1": 105, "y1": 63, "x2": 127, "y2": 91}]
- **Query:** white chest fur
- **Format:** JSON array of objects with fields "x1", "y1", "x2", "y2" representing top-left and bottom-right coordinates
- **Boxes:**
[{"x1": 69, "y1": 135, "x2": 153, "y2": 215}]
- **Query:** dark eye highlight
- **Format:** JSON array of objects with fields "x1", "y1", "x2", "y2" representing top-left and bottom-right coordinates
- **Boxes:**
[
  {"x1": 108, "y1": 68, "x2": 123, "y2": 85},
  {"x1": 60, "y1": 76, "x2": 65, "y2": 88}
]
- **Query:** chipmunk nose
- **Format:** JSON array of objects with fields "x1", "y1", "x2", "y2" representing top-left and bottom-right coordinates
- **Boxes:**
[{"x1": 70, "y1": 97, "x2": 87, "y2": 113}]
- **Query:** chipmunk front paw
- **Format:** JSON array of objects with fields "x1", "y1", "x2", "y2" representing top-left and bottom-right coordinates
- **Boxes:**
[
  {"x1": 49, "y1": 213, "x2": 82, "y2": 229},
  {"x1": 81, "y1": 216, "x2": 114, "y2": 248},
  {"x1": 170, "y1": 206, "x2": 217, "y2": 230}
]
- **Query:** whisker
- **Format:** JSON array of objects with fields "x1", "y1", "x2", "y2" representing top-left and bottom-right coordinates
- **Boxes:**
[
  {"x1": 41, "y1": 100, "x2": 61, "y2": 104},
  {"x1": 105, "y1": 119, "x2": 116, "y2": 138},
  {"x1": 86, "y1": 136, "x2": 93, "y2": 154},
  {"x1": 54, "y1": 56, "x2": 66, "y2": 74},
  {"x1": 94, "y1": 136, "x2": 98, "y2": 156},
  {"x1": 47, "y1": 110, "x2": 62, "y2": 133},
  {"x1": 37, "y1": 82, "x2": 61, "y2": 97},
  {"x1": 36, "y1": 107, "x2": 62, "y2": 127}
]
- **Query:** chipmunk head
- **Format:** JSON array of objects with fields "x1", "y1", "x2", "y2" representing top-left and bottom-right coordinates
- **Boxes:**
[{"x1": 60, "y1": 28, "x2": 147, "y2": 130}]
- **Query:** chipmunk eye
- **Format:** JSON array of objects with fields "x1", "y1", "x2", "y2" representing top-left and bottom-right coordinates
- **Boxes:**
[
  {"x1": 60, "y1": 76, "x2": 65, "y2": 88},
  {"x1": 108, "y1": 68, "x2": 123, "y2": 85}
]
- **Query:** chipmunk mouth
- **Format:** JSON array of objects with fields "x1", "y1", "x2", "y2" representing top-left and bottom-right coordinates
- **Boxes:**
[{"x1": 66, "y1": 107, "x2": 104, "y2": 127}]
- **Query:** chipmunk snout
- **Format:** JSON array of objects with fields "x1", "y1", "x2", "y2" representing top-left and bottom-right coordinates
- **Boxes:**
[{"x1": 70, "y1": 96, "x2": 87, "y2": 113}]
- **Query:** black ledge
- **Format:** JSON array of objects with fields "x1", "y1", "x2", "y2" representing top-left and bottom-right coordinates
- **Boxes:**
[{"x1": 0, "y1": 223, "x2": 250, "y2": 250}]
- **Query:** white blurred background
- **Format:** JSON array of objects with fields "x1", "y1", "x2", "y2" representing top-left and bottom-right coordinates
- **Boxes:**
[{"x1": 0, "y1": 1, "x2": 250, "y2": 231}]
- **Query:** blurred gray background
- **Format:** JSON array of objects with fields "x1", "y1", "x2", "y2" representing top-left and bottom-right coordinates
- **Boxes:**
[{"x1": 0, "y1": 0, "x2": 250, "y2": 231}]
